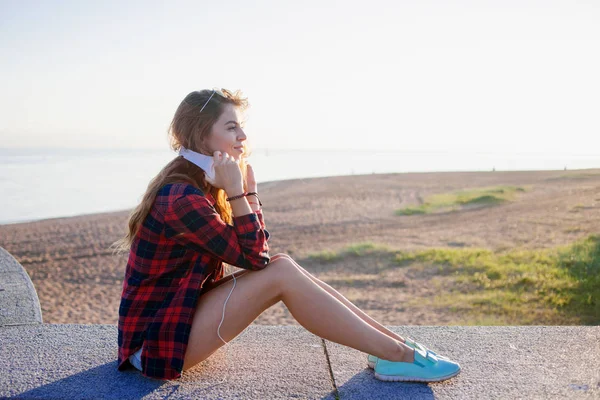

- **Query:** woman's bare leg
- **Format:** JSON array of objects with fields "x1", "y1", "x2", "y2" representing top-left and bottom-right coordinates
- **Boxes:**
[
  {"x1": 271, "y1": 253, "x2": 408, "y2": 345},
  {"x1": 183, "y1": 256, "x2": 414, "y2": 371}
]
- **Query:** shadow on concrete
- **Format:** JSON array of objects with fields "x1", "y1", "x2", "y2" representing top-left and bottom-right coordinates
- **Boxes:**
[
  {"x1": 15, "y1": 361, "x2": 167, "y2": 399},
  {"x1": 329, "y1": 368, "x2": 435, "y2": 399}
]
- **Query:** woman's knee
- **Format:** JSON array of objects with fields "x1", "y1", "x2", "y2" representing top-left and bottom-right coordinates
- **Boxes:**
[
  {"x1": 271, "y1": 253, "x2": 310, "y2": 275},
  {"x1": 266, "y1": 254, "x2": 303, "y2": 283},
  {"x1": 271, "y1": 252, "x2": 293, "y2": 262}
]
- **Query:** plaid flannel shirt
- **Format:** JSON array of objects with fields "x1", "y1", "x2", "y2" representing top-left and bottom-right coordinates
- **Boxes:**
[{"x1": 117, "y1": 182, "x2": 270, "y2": 380}]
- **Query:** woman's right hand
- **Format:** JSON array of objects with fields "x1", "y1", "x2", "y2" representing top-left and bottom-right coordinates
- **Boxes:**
[{"x1": 211, "y1": 151, "x2": 244, "y2": 195}]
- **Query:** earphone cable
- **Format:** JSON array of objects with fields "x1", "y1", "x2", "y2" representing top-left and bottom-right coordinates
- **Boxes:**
[{"x1": 217, "y1": 273, "x2": 237, "y2": 345}]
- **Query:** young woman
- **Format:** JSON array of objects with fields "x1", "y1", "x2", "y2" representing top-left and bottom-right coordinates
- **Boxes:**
[{"x1": 115, "y1": 88, "x2": 461, "y2": 382}]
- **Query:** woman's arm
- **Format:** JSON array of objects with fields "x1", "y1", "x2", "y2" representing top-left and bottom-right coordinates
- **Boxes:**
[
  {"x1": 231, "y1": 194, "x2": 266, "y2": 230},
  {"x1": 164, "y1": 191, "x2": 270, "y2": 270},
  {"x1": 243, "y1": 162, "x2": 264, "y2": 225},
  {"x1": 247, "y1": 198, "x2": 261, "y2": 213}
]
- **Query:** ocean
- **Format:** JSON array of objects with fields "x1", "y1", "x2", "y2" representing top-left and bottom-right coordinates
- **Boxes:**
[{"x1": 0, "y1": 147, "x2": 597, "y2": 225}]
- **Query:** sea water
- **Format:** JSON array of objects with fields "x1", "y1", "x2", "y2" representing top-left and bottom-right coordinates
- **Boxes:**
[{"x1": 0, "y1": 147, "x2": 597, "y2": 225}]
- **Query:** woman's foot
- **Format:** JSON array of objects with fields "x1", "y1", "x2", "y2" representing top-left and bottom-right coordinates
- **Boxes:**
[
  {"x1": 367, "y1": 337, "x2": 449, "y2": 368},
  {"x1": 378, "y1": 340, "x2": 415, "y2": 363},
  {"x1": 374, "y1": 348, "x2": 461, "y2": 382}
]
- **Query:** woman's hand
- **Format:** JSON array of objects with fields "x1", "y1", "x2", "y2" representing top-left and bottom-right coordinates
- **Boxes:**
[
  {"x1": 244, "y1": 161, "x2": 258, "y2": 193},
  {"x1": 211, "y1": 151, "x2": 244, "y2": 195}
]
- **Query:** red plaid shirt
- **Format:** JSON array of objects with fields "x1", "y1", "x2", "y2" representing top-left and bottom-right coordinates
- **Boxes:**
[{"x1": 118, "y1": 182, "x2": 270, "y2": 380}]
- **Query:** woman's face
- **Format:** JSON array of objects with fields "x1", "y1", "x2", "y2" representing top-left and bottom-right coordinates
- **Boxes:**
[{"x1": 204, "y1": 104, "x2": 247, "y2": 161}]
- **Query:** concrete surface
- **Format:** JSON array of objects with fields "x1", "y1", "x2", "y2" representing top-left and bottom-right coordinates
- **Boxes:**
[
  {"x1": 0, "y1": 324, "x2": 335, "y2": 399},
  {"x1": 0, "y1": 246, "x2": 43, "y2": 326},
  {"x1": 1, "y1": 324, "x2": 598, "y2": 399},
  {"x1": 326, "y1": 325, "x2": 600, "y2": 400}
]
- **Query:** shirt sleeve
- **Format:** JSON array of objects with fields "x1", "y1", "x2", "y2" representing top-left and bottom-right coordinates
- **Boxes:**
[{"x1": 164, "y1": 193, "x2": 270, "y2": 270}]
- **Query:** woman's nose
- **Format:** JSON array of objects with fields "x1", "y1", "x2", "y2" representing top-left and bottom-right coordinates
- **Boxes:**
[{"x1": 238, "y1": 129, "x2": 247, "y2": 141}]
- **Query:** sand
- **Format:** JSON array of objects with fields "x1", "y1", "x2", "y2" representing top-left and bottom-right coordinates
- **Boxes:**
[{"x1": 1, "y1": 169, "x2": 599, "y2": 325}]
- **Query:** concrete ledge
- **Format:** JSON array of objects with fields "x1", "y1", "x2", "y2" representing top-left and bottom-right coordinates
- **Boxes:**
[
  {"x1": 1, "y1": 324, "x2": 598, "y2": 399},
  {"x1": 326, "y1": 325, "x2": 600, "y2": 399},
  {"x1": 0, "y1": 324, "x2": 335, "y2": 399},
  {"x1": 0, "y1": 246, "x2": 43, "y2": 326}
]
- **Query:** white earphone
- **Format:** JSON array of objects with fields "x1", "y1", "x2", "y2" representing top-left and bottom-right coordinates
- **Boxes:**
[{"x1": 217, "y1": 271, "x2": 236, "y2": 345}]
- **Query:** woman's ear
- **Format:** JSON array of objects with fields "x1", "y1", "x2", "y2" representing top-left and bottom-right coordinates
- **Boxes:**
[{"x1": 195, "y1": 138, "x2": 212, "y2": 156}]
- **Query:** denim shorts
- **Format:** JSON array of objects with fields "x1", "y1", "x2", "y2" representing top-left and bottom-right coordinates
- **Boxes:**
[{"x1": 129, "y1": 347, "x2": 143, "y2": 371}]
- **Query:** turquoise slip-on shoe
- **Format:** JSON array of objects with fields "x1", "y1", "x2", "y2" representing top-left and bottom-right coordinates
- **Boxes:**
[
  {"x1": 374, "y1": 348, "x2": 461, "y2": 382},
  {"x1": 367, "y1": 337, "x2": 449, "y2": 369}
]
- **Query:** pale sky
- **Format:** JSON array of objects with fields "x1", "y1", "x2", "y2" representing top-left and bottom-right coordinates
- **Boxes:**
[{"x1": 1, "y1": 0, "x2": 599, "y2": 154}]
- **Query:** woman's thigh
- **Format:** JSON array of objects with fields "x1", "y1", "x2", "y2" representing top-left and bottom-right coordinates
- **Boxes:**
[
  {"x1": 183, "y1": 259, "x2": 291, "y2": 371},
  {"x1": 199, "y1": 268, "x2": 250, "y2": 295}
]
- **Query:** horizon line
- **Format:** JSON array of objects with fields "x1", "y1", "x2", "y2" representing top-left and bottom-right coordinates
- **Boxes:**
[{"x1": 0, "y1": 146, "x2": 599, "y2": 158}]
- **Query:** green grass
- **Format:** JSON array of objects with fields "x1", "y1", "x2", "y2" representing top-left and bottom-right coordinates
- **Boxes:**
[
  {"x1": 394, "y1": 235, "x2": 600, "y2": 324},
  {"x1": 395, "y1": 185, "x2": 527, "y2": 216},
  {"x1": 307, "y1": 235, "x2": 600, "y2": 325},
  {"x1": 564, "y1": 226, "x2": 583, "y2": 233},
  {"x1": 395, "y1": 207, "x2": 427, "y2": 216},
  {"x1": 308, "y1": 242, "x2": 391, "y2": 263},
  {"x1": 569, "y1": 204, "x2": 592, "y2": 213},
  {"x1": 308, "y1": 250, "x2": 340, "y2": 262}
]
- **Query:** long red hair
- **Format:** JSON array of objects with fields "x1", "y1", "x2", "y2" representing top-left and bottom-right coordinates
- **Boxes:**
[{"x1": 112, "y1": 88, "x2": 250, "y2": 253}]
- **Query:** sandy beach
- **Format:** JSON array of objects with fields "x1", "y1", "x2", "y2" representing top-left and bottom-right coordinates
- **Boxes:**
[{"x1": 1, "y1": 169, "x2": 599, "y2": 326}]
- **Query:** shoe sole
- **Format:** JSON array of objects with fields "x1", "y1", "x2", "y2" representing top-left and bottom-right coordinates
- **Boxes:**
[{"x1": 374, "y1": 368, "x2": 461, "y2": 383}]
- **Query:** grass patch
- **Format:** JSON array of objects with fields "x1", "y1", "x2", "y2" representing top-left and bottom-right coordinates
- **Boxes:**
[
  {"x1": 395, "y1": 185, "x2": 526, "y2": 216},
  {"x1": 395, "y1": 207, "x2": 427, "y2": 216},
  {"x1": 394, "y1": 235, "x2": 600, "y2": 325},
  {"x1": 569, "y1": 204, "x2": 593, "y2": 213},
  {"x1": 564, "y1": 226, "x2": 583, "y2": 233},
  {"x1": 307, "y1": 236, "x2": 599, "y2": 324},
  {"x1": 308, "y1": 242, "x2": 391, "y2": 263},
  {"x1": 345, "y1": 243, "x2": 390, "y2": 256},
  {"x1": 308, "y1": 250, "x2": 341, "y2": 262}
]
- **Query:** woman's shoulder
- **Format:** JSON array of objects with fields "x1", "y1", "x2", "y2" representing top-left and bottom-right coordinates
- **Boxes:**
[
  {"x1": 156, "y1": 182, "x2": 215, "y2": 210},
  {"x1": 158, "y1": 182, "x2": 205, "y2": 198}
]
